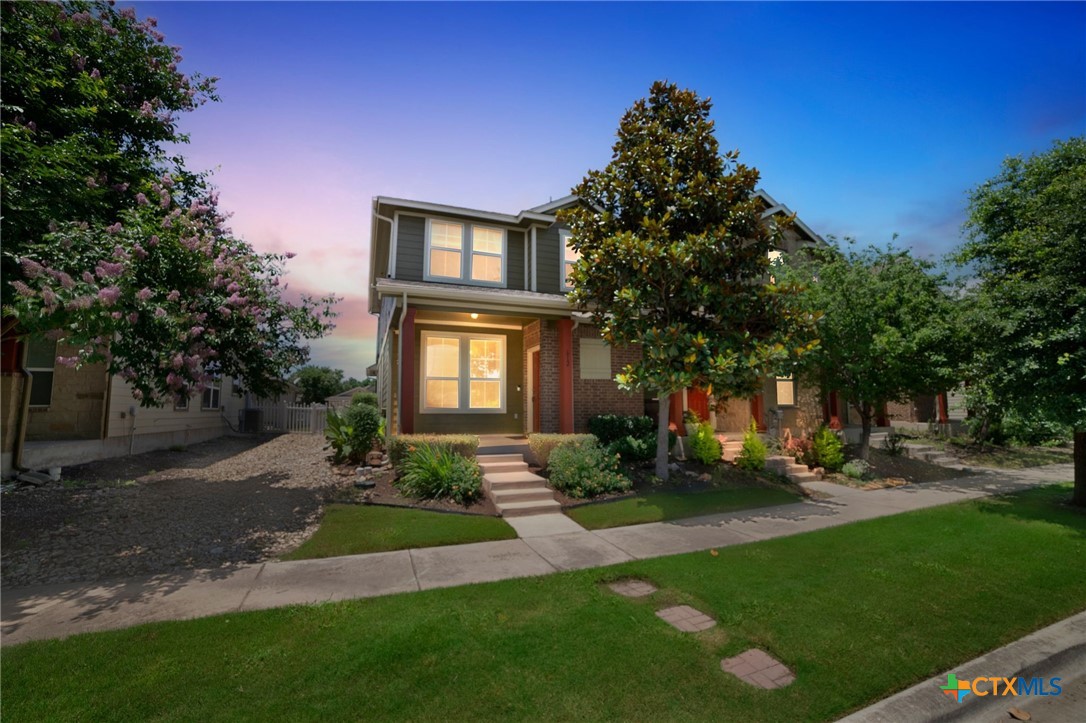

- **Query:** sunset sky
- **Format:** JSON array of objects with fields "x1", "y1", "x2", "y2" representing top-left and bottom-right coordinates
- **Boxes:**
[{"x1": 136, "y1": 1, "x2": 1085, "y2": 379}]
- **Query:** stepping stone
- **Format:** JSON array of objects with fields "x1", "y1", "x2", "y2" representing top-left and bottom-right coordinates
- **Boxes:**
[
  {"x1": 721, "y1": 648, "x2": 796, "y2": 689},
  {"x1": 655, "y1": 605, "x2": 716, "y2": 632},
  {"x1": 608, "y1": 579, "x2": 657, "y2": 598}
]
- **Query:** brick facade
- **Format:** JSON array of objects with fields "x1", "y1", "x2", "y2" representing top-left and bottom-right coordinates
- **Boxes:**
[{"x1": 25, "y1": 344, "x2": 109, "y2": 441}]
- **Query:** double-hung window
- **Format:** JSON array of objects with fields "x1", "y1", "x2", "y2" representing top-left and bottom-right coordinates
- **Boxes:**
[
  {"x1": 202, "y1": 378, "x2": 222, "y2": 410},
  {"x1": 26, "y1": 339, "x2": 57, "y2": 407},
  {"x1": 422, "y1": 332, "x2": 505, "y2": 413},
  {"x1": 425, "y1": 220, "x2": 505, "y2": 286},
  {"x1": 561, "y1": 230, "x2": 579, "y2": 291}
]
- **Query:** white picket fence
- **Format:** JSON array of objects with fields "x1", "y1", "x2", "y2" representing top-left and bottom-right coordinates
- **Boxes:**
[{"x1": 246, "y1": 400, "x2": 328, "y2": 434}]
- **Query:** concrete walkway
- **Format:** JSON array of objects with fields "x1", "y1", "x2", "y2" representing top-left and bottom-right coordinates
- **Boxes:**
[{"x1": 1, "y1": 463, "x2": 1073, "y2": 646}]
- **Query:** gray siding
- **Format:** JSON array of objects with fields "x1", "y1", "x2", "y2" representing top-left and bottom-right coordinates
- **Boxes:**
[
  {"x1": 507, "y1": 230, "x2": 525, "y2": 291},
  {"x1": 535, "y1": 222, "x2": 564, "y2": 294},
  {"x1": 395, "y1": 215, "x2": 426, "y2": 281}
]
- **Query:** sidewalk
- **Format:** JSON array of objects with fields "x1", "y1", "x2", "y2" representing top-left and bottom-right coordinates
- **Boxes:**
[{"x1": 1, "y1": 463, "x2": 1073, "y2": 646}]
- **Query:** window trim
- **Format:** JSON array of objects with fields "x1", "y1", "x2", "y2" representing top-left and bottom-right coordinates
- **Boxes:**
[
  {"x1": 174, "y1": 393, "x2": 190, "y2": 411},
  {"x1": 423, "y1": 217, "x2": 508, "y2": 288},
  {"x1": 579, "y1": 337, "x2": 612, "y2": 380},
  {"x1": 201, "y1": 378, "x2": 222, "y2": 411},
  {"x1": 419, "y1": 330, "x2": 506, "y2": 414},
  {"x1": 26, "y1": 339, "x2": 57, "y2": 408},
  {"x1": 560, "y1": 229, "x2": 578, "y2": 292}
]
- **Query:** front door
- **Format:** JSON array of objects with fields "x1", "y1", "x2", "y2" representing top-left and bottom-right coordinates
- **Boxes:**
[{"x1": 530, "y1": 349, "x2": 541, "y2": 432}]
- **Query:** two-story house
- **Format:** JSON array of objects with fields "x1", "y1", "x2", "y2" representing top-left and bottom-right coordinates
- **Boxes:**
[{"x1": 368, "y1": 189, "x2": 849, "y2": 442}]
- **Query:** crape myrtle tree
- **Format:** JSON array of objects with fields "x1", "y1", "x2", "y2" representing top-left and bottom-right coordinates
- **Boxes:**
[
  {"x1": 957, "y1": 136, "x2": 1086, "y2": 504},
  {"x1": 561, "y1": 82, "x2": 818, "y2": 480},
  {"x1": 1, "y1": 1, "x2": 337, "y2": 403},
  {"x1": 780, "y1": 241, "x2": 963, "y2": 461}
]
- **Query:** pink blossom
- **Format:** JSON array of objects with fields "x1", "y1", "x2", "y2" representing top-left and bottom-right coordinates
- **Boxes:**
[
  {"x1": 285, "y1": 252, "x2": 296, "y2": 259},
  {"x1": 148, "y1": 235, "x2": 159, "y2": 246},
  {"x1": 19, "y1": 258, "x2": 44, "y2": 278},
  {"x1": 85, "y1": 176, "x2": 98, "y2": 189},
  {"x1": 97, "y1": 286, "x2": 121, "y2": 306},
  {"x1": 96, "y1": 261, "x2": 124, "y2": 278},
  {"x1": 132, "y1": 389, "x2": 144, "y2": 401},
  {"x1": 171, "y1": 354, "x2": 184, "y2": 370},
  {"x1": 106, "y1": 222, "x2": 123, "y2": 234},
  {"x1": 189, "y1": 326, "x2": 204, "y2": 337},
  {"x1": 42, "y1": 288, "x2": 57, "y2": 306},
  {"x1": 160, "y1": 173, "x2": 174, "y2": 188},
  {"x1": 119, "y1": 7, "x2": 136, "y2": 19},
  {"x1": 226, "y1": 293, "x2": 247, "y2": 307},
  {"x1": 146, "y1": 16, "x2": 158, "y2": 27},
  {"x1": 133, "y1": 245, "x2": 148, "y2": 259},
  {"x1": 136, "y1": 288, "x2": 153, "y2": 301},
  {"x1": 67, "y1": 295, "x2": 94, "y2": 310},
  {"x1": 127, "y1": 312, "x2": 140, "y2": 324},
  {"x1": 72, "y1": 55, "x2": 86, "y2": 71},
  {"x1": 121, "y1": 368, "x2": 137, "y2": 381},
  {"x1": 71, "y1": 11, "x2": 92, "y2": 25},
  {"x1": 167, "y1": 290, "x2": 180, "y2": 302},
  {"x1": 135, "y1": 192, "x2": 148, "y2": 205},
  {"x1": 111, "y1": 311, "x2": 123, "y2": 320},
  {"x1": 139, "y1": 101, "x2": 155, "y2": 118},
  {"x1": 160, "y1": 190, "x2": 171, "y2": 209},
  {"x1": 154, "y1": 307, "x2": 167, "y2": 319},
  {"x1": 226, "y1": 281, "x2": 241, "y2": 294},
  {"x1": 58, "y1": 272, "x2": 74, "y2": 289},
  {"x1": 82, "y1": 271, "x2": 95, "y2": 284},
  {"x1": 57, "y1": 356, "x2": 79, "y2": 368},
  {"x1": 217, "y1": 306, "x2": 232, "y2": 317},
  {"x1": 90, "y1": 68, "x2": 101, "y2": 79},
  {"x1": 112, "y1": 183, "x2": 129, "y2": 193},
  {"x1": 112, "y1": 245, "x2": 130, "y2": 260}
]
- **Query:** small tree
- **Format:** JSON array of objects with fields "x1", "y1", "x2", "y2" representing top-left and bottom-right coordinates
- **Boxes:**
[
  {"x1": 562, "y1": 82, "x2": 817, "y2": 479},
  {"x1": 957, "y1": 136, "x2": 1086, "y2": 504},
  {"x1": 294, "y1": 365, "x2": 346, "y2": 405},
  {"x1": 781, "y1": 242, "x2": 963, "y2": 460}
]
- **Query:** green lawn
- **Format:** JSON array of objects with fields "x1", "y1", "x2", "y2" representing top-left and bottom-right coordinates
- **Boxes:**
[
  {"x1": 281, "y1": 504, "x2": 516, "y2": 560},
  {"x1": 5, "y1": 485, "x2": 1085, "y2": 722},
  {"x1": 567, "y1": 485, "x2": 800, "y2": 529}
]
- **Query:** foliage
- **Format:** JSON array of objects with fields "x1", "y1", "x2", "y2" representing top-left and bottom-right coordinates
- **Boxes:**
[
  {"x1": 388, "y1": 434, "x2": 478, "y2": 468},
  {"x1": 351, "y1": 391, "x2": 379, "y2": 408},
  {"x1": 547, "y1": 440, "x2": 631, "y2": 499},
  {"x1": 527, "y1": 433, "x2": 596, "y2": 468},
  {"x1": 560, "y1": 81, "x2": 818, "y2": 478},
  {"x1": 396, "y1": 443, "x2": 482, "y2": 506},
  {"x1": 841, "y1": 459, "x2": 872, "y2": 481},
  {"x1": 587, "y1": 414, "x2": 655, "y2": 445},
  {"x1": 955, "y1": 136, "x2": 1085, "y2": 502},
  {"x1": 606, "y1": 434, "x2": 656, "y2": 463},
  {"x1": 689, "y1": 422, "x2": 723, "y2": 465},
  {"x1": 783, "y1": 434, "x2": 816, "y2": 467},
  {"x1": 735, "y1": 420, "x2": 767, "y2": 471},
  {"x1": 682, "y1": 409, "x2": 701, "y2": 425},
  {"x1": 882, "y1": 431, "x2": 907, "y2": 457},
  {"x1": 779, "y1": 241, "x2": 964, "y2": 459},
  {"x1": 294, "y1": 366, "x2": 345, "y2": 405},
  {"x1": 324, "y1": 404, "x2": 382, "y2": 465},
  {"x1": 812, "y1": 425, "x2": 845, "y2": 472},
  {"x1": 1, "y1": 1, "x2": 338, "y2": 403}
]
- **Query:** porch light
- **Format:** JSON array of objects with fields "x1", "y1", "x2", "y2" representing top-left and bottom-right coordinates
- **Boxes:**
[{"x1": 470, "y1": 313, "x2": 479, "y2": 320}]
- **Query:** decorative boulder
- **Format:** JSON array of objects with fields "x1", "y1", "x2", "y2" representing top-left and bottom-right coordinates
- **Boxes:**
[{"x1": 365, "y1": 451, "x2": 384, "y2": 466}]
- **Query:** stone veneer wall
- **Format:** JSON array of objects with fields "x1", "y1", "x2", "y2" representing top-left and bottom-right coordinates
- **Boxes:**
[{"x1": 24, "y1": 344, "x2": 108, "y2": 441}]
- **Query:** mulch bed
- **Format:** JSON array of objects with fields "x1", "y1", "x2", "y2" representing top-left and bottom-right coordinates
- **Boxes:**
[
  {"x1": 822, "y1": 447, "x2": 974, "y2": 489},
  {"x1": 327, "y1": 462, "x2": 501, "y2": 517}
]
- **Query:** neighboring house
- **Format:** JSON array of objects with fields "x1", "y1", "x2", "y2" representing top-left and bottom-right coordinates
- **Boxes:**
[
  {"x1": 0, "y1": 335, "x2": 240, "y2": 475},
  {"x1": 367, "y1": 189, "x2": 848, "y2": 441},
  {"x1": 325, "y1": 386, "x2": 366, "y2": 409}
]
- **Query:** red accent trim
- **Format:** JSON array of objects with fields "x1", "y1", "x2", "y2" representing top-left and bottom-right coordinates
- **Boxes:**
[
  {"x1": 876, "y1": 404, "x2": 889, "y2": 428},
  {"x1": 670, "y1": 392, "x2": 686, "y2": 435},
  {"x1": 1, "y1": 335, "x2": 22, "y2": 375},
  {"x1": 750, "y1": 394, "x2": 766, "y2": 432},
  {"x1": 557, "y1": 319, "x2": 574, "y2": 433},
  {"x1": 937, "y1": 392, "x2": 950, "y2": 424},
  {"x1": 686, "y1": 388, "x2": 710, "y2": 423},
  {"x1": 401, "y1": 308, "x2": 416, "y2": 434}
]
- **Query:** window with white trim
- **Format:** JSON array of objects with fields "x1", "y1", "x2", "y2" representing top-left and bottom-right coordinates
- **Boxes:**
[
  {"x1": 579, "y1": 338, "x2": 611, "y2": 380},
  {"x1": 561, "y1": 230, "x2": 579, "y2": 291},
  {"x1": 421, "y1": 331, "x2": 505, "y2": 413},
  {"x1": 776, "y1": 375, "x2": 795, "y2": 407},
  {"x1": 202, "y1": 378, "x2": 222, "y2": 410},
  {"x1": 427, "y1": 220, "x2": 463, "y2": 280},
  {"x1": 174, "y1": 393, "x2": 189, "y2": 411},
  {"x1": 26, "y1": 339, "x2": 56, "y2": 407},
  {"x1": 470, "y1": 226, "x2": 504, "y2": 283}
]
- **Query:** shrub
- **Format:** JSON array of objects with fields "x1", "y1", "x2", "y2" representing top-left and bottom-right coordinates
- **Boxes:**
[
  {"x1": 784, "y1": 434, "x2": 815, "y2": 466},
  {"x1": 690, "y1": 422, "x2": 722, "y2": 465},
  {"x1": 882, "y1": 431, "x2": 907, "y2": 456},
  {"x1": 547, "y1": 440, "x2": 631, "y2": 499},
  {"x1": 812, "y1": 425, "x2": 845, "y2": 472},
  {"x1": 388, "y1": 434, "x2": 479, "y2": 467},
  {"x1": 682, "y1": 409, "x2": 701, "y2": 425},
  {"x1": 324, "y1": 404, "x2": 383, "y2": 464},
  {"x1": 606, "y1": 434, "x2": 656, "y2": 462},
  {"x1": 735, "y1": 419, "x2": 767, "y2": 471},
  {"x1": 396, "y1": 443, "x2": 482, "y2": 505},
  {"x1": 587, "y1": 415, "x2": 655, "y2": 445},
  {"x1": 528, "y1": 433, "x2": 596, "y2": 468},
  {"x1": 351, "y1": 391, "x2": 379, "y2": 408},
  {"x1": 842, "y1": 458, "x2": 872, "y2": 480}
]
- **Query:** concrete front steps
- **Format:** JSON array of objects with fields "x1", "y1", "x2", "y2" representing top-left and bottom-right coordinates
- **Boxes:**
[
  {"x1": 902, "y1": 442, "x2": 960, "y2": 467},
  {"x1": 478, "y1": 453, "x2": 561, "y2": 517},
  {"x1": 765, "y1": 455, "x2": 822, "y2": 484}
]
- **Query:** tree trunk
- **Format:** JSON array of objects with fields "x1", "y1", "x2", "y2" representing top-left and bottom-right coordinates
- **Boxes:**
[
  {"x1": 1073, "y1": 429, "x2": 1085, "y2": 507},
  {"x1": 656, "y1": 391, "x2": 671, "y2": 480},
  {"x1": 859, "y1": 403, "x2": 873, "y2": 461}
]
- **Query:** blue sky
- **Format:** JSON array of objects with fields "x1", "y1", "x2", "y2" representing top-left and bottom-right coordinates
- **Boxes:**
[{"x1": 134, "y1": 1, "x2": 1086, "y2": 377}]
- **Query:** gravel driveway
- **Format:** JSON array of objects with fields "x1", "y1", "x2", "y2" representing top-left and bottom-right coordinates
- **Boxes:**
[{"x1": 1, "y1": 434, "x2": 349, "y2": 589}]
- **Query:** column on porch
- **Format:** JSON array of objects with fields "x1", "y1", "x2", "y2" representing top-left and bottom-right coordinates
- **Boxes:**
[{"x1": 400, "y1": 308, "x2": 416, "y2": 434}]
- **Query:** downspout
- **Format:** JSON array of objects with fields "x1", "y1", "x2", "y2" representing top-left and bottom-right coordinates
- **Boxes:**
[
  {"x1": 396, "y1": 291, "x2": 407, "y2": 435},
  {"x1": 530, "y1": 226, "x2": 538, "y2": 292}
]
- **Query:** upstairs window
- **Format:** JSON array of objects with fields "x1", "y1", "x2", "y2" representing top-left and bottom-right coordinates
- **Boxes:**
[
  {"x1": 470, "y1": 226, "x2": 504, "y2": 284},
  {"x1": 561, "y1": 230, "x2": 579, "y2": 291},
  {"x1": 427, "y1": 220, "x2": 463, "y2": 279}
]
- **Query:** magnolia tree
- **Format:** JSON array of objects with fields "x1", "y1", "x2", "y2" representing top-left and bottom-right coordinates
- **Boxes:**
[
  {"x1": 1, "y1": 1, "x2": 337, "y2": 403},
  {"x1": 561, "y1": 82, "x2": 818, "y2": 479}
]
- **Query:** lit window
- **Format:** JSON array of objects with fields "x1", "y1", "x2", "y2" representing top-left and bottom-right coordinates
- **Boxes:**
[
  {"x1": 767, "y1": 250, "x2": 783, "y2": 264},
  {"x1": 421, "y1": 332, "x2": 505, "y2": 413},
  {"x1": 561, "y1": 230, "x2": 579, "y2": 291},
  {"x1": 470, "y1": 226, "x2": 503, "y2": 283},
  {"x1": 202, "y1": 378, "x2": 222, "y2": 410},
  {"x1": 423, "y1": 336, "x2": 460, "y2": 409},
  {"x1": 427, "y1": 221, "x2": 463, "y2": 279},
  {"x1": 776, "y1": 376, "x2": 795, "y2": 407},
  {"x1": 579, "y1": 338, "x2": 611, "y2": 380},
  {"x1": 26, "y1": 338, "x2": 57, "y2": 407}
]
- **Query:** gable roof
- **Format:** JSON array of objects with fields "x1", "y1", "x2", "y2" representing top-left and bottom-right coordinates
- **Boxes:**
[
  {"x1": 527, "y1": 195, "x2": 580, "y2": 214},
  {"x1": 754, "y1": 189, "x2": 824, "y2": 245}
]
